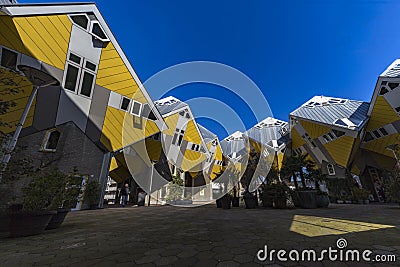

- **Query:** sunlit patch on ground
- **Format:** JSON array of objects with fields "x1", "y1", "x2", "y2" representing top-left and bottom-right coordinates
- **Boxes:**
[{"x1": 290, "y1": 215, "x2": 396, "y2": 237}]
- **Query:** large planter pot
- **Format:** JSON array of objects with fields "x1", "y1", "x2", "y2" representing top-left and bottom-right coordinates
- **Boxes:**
[
  {"x1": 273, "y1": 198, "x2": 286, "y2": 209},
  {"x1": 221, "y1": 196, "x2": 231, "y2": 209},
  {"x1": 316, "y1": 195, "x2": 330, "y2": 208},
  {"x1": 291, "y1": 191, "x2": 301, "y2": 207},
  {"x1": 244, "y1": 195, "x2": 257, "y2": 209},
  {"x1": 216, "y1": 198, "x2": 222, "y2": 208},
  {"x1": 0, "y1": 214, "x2": 10, "y2": 238},
  {"x1": 297, "y1": 190, "x2": 317, "y2": 209},
  {"x1": 46, "y1": 208, "x2": 70, "y2": 230},
  {"x1": 231, "y1": 197, "x2": 239, "y2": 207},
  {"x1": 261, "y1": 196, "x2": 273, "y2": 208},
  {"x1": 9, "y1": 210, "x2": 57, "y2": 237}
]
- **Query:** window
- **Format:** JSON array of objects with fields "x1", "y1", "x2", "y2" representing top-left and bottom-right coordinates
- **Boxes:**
[
  {"x1": 70, "y1": 14, "x2": 109, "y2": 42},
  {"x1": 152, "y1": 132, "x2": 161, "y2": 141},
  {"x1": 332, "y1": 129, "x2": 345, "y2": 138},
  {"x1": 327, "y1": 164, "x2": 335, "y2": 175},
  {"x1": 63, "y1": 52, "x2": 97, "y2": 98},
  {"x1": 1, "y1": 47, "x2": 18, "y2": 70},
  {"x1": 142, "y1": 104, "x2": 157, "y2": 121},
  {"x1": 70, "y1": 14, "x2": 89, "y2": 30},
  {"x1": 131, "y1": 101, "x2": 142, "y2": 117},
  {"x1": 90, "y1": 21, "x2": 109, "y2": 42},
  {"x1": 42, "y1": 129, "x2": 61, "y2": 152},
  {"x1": 120, "y1": 97, "x2": 131, "y2": 111},
  {"x1": 172, "y1": 128, "x2": 185, "y2": 146},
  {"x1": 372, "y1": 130, "x2": 381, "y2": 138},
  {"x1": 379, "y1": 127, "x2": 388, "y2": 136},
  {"x1": 380, "y1": 87, "x2": 389, "y2": 95},
  {"x1": 363, "y1": 132, "x2": 374, "y2": 142},
  {"x1": 303, "y1": 133, "x2": 316, "y2": 148}
]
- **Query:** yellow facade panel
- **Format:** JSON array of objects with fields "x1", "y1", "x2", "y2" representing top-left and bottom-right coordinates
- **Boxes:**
[
  {"x1": 367, "y1": 96, "x2": 399, "y2": 130},
  {"x1": 101, "y1": 107, "x2": 160, "y2": 151},
  {"x1": 324, "y1": 136, "x2": 354, "y2": 167},
  {"x1": 363, "y1": 134, "x2": 399, "y2": 158},
  {"x1": 97, "y1": 42, "x2": 143, "y2": 99},
  {"x1": 300, "y1": 119, "x2": 331, "y2": 140},
  {"x1": 184, "y1": 119, "x2": 202, "y2": 144},
  {"x1": 145, "y1": 139, "x2": 162, "y2": 162},
  {"x1": 13, "y1": 16, "x2": 71, "y2": 70},
  {"x1": 163, "y1": 113, "x2": 179, "y2": 136},
  {"x1": 0, "y1": 16, "x2": 31, "y2": 55},
  {"x1": 291, "y1": 127, "x2": 305, "y2": 149}
]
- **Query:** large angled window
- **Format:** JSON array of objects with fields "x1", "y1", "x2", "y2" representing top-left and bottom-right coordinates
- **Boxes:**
[
  {"x1": 0, "y1": 47, "x2": 18, "y2": 70},
  {"x1": 63, "y1": 52, "x2": 97, "y2": 98}
]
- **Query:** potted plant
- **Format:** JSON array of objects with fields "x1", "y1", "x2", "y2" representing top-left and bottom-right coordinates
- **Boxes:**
[
  {"x1": 83, "y1": 180, "x2": 101, "y2": 209},
  {"x1": 270, "y1": 182, "x2": 288, "y2": 209},
  {"x1": 352, "y1": 188, "x2": 370, "y2": 204},
  {"x1": 7, "y1": 172, "x2": 59, "y2": 237},
  {"x1": 231, "y1": 186, "x2": 240, "y2": 207},
  {"x1": 243, "y1": 190, "x2": 257, "y2": 209},
  {"x1": 220, "y1": 193, "x2": 232, "y2": 209},
  {"x1": 46, "y1": 170, "x2": 82, "y2": 230},
  {"x1": 260, "y1": 183, "x2": 273, "y2": 208}
]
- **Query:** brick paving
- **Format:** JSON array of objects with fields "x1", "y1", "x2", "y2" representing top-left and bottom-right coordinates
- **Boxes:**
[{"x1": 0, "y1": 204, "x2": 399, "y2": 266}]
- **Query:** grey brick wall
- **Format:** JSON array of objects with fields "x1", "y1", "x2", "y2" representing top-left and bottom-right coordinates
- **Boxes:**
[{"x1": 4, "y1": 122, "x2": 108, "y2": 208}]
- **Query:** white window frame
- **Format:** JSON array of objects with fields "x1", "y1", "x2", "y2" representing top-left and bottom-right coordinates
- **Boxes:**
[
  {"x1": 327, "y1": 164, "x2": 335, "y2": 176},
  {"x1": 89, "y1": 21, "x2": 110, "y2": 42},
  {"x1": 130, "y1": 100, "x2": 143, "y2": 117},
  {"x1": 120, "y1": 97, "x2": 131, "y2": 111},
  {"x1": 41, "y1": 129, "x2": 61, "y2": 152},
  {"x1": 69, "y1": 13, "x2": 90, "y2": 31},
  {"x1": 63, "y1": 51, "x2": 97, "y2": 99},
  {"x1": 78, "y1": 59, "x2": 97, "y2": 98},
  {"x1": 0, "y1": 45, "x2": 20, "y2": 71}
]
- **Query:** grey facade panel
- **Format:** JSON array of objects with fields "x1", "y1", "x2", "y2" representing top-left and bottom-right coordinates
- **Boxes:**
[
  {"x1": 85, "y1": 85, "x2": 110, "y2": 142},
  {"x1": 32, "y1": 85, "x2": 61, "y2": 131},
  {"x1": 41, "y1": 62, "x2": 64, "y2": 85}
]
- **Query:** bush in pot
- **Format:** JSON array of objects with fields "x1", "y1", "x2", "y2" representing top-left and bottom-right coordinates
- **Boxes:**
[
  {"x1": 46, "y1": 170, "x2": 82, "y2": 230},
  {"x1": 269, "y1": 182, "x2": 288, "y2": 209},
  {"x1": 243, "y1": 190, "x2": 257, "y2": 209},
  {"x1": 83, "y1": 179, "x2": 101, "y2": 209},
  {"x1": 260, "y1": 183, "x2": 273, "y2": 208},
  {"x1": 352, "y1": 188, "x2": 370, "y2": 204},
  {"x1": 7, "y1": 171, "x2": 65, "y2": 237}
]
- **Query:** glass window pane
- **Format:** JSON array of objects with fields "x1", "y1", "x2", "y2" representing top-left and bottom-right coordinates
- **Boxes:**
[
  {"x1": 64, "y1": 64, "x2": 79, "y2": 91},
  {"x1": 69, "y1": 53, "x2": 81, "y2": 65},
  {"x1": 71, "y1": 15, "x2": 88, "y2": 30},
  {"x1": 85, "y1": 61, "x2": 96, "y2": 71},
  {"x1": 45, "y1": 130, "x2": 60, "y2": 150},
  {"x1": 132, "y1": 102, "x2": 141, "y2": 116},
  {"x1": 1, "y1": 48, "x2": 17, "y2": 70},
  {"x1": 120, "y1": 98, "x2": 130, "y2": 111},
  {"x1": 91, "y1": 22, "x2": 107, "y2": 40},
  {"x1": 80, "y1": 72, "x2": 94, "y2": 97}
]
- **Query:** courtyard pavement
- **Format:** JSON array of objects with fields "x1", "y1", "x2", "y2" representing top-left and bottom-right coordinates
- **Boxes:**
[{"x1": 0, "y1": 203, "x2": 399, "y2": 266}]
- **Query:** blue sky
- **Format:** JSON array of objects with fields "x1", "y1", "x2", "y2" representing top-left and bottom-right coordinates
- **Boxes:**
[{"x1": 20, "y1": 0, "x2": 400, "y2": 138}]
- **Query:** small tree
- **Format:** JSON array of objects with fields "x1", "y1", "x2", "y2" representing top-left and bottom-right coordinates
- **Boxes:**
[{"x1": 165, "y1": 172, "x2": 184, "y2": 202}]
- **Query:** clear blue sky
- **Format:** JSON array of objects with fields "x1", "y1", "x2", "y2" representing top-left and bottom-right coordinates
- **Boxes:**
[{"x1": 20, "y1": 0, "x2": 400, "y2": 138}]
